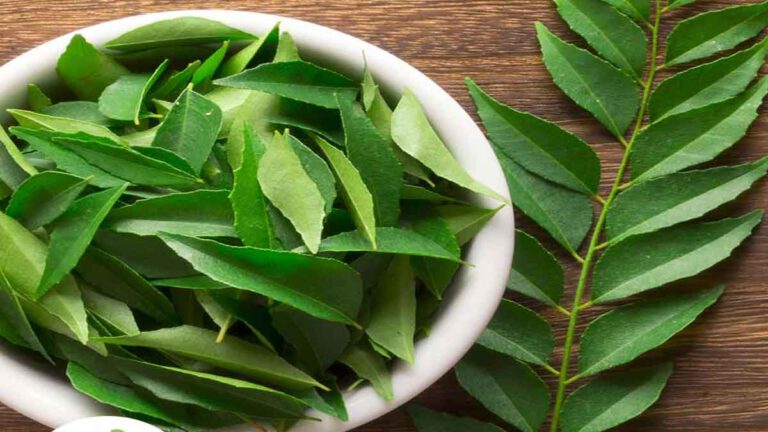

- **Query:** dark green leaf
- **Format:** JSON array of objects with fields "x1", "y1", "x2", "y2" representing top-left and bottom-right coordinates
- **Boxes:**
[
  {"x1": 366, "y1": 256, "x2": 416, "y2": 363},
  {"x1": 287, "y1": 134, "x2": 337, "y2": 215},
  {"x1": 631, "y1": 77, "x2": 768, "y2": 182},
  {"x1": 0, "y1": 125, "x2": 36, "y2": 189},
  {"x1": 607, "y1": 158, "x2": 768, "y2": 243},
  {"x1": 191, "y1": 41, "x2": 229, "y2": 88},
  {"x1": 406, "y1": 205, "x2": 460, "y2": 298},
  {"x1": 151, "y1": 61, "x2": 201, "y2": 101},
  {"x1": 104, "y1": 17, "x2": 256, "y2": 51},
  {"x1": 508, "y1": 230, "x2": 564, "y2": 305},
  {"x1": 456, "y1": 346, "x2": 550, "y2": 432},
  {"x1": 401, "y1": 185, "x2": 463, "y2": 204},
  {"x1": 6, "y1": 171, "x2": 90, "y2": 230},
  {"x1": 666, "y1": 1, "x2": 768, "y2": 66},
  {"x1": 579, "y1": 286, "x2": 723, "y2": 376},
  {"x1": 667, "y1": 0, "x2": 696, "y2": 9},
  {"x1": 562, "y1": 363, "x2": 673, "y2": 432},
  {"x1": 81, "y1": 286, "x2": 139, "y2": 336},
  {"x1": 0, "y1": 273, "x2": 50, "y2": 361},
  {"x1": 536, "y1": 22, "x2": 640, "y2": 137},
  {"x1": 410, "y1": 405, "x2": 506, "y2": 432},
  {"x1": 339, "y1": 343, "x2": 393, "y2": 400},
  {"x1": 468, "y1": 78, "x2": 601, "y2": 194},
  {"x1": 313, "y1": 227, "x2": 461, "y2": 262},
  {"x1": 93, "y1": 230, "x2": 196, "y2": 279},
  {"x1": 219, "y1": 23, "x2": 281, "y2": 77},
  {"x1": 477, "y1": 299, "x2": 554, "y2": 366},
  {"x1": 600, "y1": 0, "x2": 649, "y2": 23},
  {"x1": 436, "y1": 204, "x2": 501, "y2": 246},
  {"x1": 295, "y1": 381, "x2": 348, "y2": 421},
  {"x1": 98, "y1": 60, "x2": 168, "y2": 124},
  {"x1": 57, "y1": 34, "x2": 129, "y2": 100}
]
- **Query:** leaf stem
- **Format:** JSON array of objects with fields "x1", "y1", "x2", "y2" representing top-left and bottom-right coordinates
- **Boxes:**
[
  {"x1": 570, "y1": 251, "x2": 585, "y2": 264},
  {"x1": 556, "y1": 304, "x2": 573, "y2": 317},
  {"x1": 548, "y1": 3, "x2": 663, "y2": 430},
  {"x1": 592, "y1": 194, "x2": 607, "y2": 205},
  {"x1": 543, "y1": 363, "x2": 562, "y2": 377}
]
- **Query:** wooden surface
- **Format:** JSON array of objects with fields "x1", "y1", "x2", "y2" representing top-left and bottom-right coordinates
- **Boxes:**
[{"x1": 1, "y1": 0, "x2": 767, "y2": 430}]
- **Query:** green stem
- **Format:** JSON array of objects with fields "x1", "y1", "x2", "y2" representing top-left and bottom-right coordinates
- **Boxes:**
[{"x1": 548, "y1": 3, "x2": 663, "y2": 431}]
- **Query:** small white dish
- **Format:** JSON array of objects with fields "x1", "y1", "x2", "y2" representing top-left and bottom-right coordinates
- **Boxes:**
[{"x1": 0, "y1": 10, "x2": 515, "y2": 432}]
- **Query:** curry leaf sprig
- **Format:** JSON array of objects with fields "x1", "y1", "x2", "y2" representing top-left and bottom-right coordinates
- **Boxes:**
[
  {"x1": 412, "y1": 1, "x2": 768, "y2": 431},
  {"x1": 0, "y1": 17, "x2": 505, "y2": 431}
]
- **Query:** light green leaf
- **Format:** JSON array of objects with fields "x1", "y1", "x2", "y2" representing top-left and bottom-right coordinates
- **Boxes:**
[
  {"x1": 81, "y1": 286, "x2": 139, "y2": 336},
  {"x1": 467, "y1": 78, "x2": 601, "y2": 194},
  {"x1": 56, "y1": 34, "x2": 129, "y2": 100},
  {"x1": 151, "y1": 88, "x2": 223, "y2": 174},
  {"x1": 37, "y1": 185, "x2": 127, "y2": 298},
  {"x1": 600, "y1": 0, "x2": 649, "y2": 23},
  {"x1": 631, "y1": 76, "x2": 768, "y2": 182},
  {"x1": 0, "y1": 273, "x2": 50, "y2": 361},
  {"x1": 499, "y1": 155, "x2": 593, "y2": 252},
  {"x1": 562, "y1": 363, "x2": 673, "y2": 432},
  {"x1": 27, "y1": 83, "x2": 52, "y2": 112},
  {"x1": 536, "y1": 22, "x2": 640, "y2": 137},
  {"x1": 214, "y1": 61, "x2": 358, "y2": 109},
  {"x1": 105, "y1": 190, "x2": 235, "y2": 237},
  {"x1": 9, "y1": 109, "x2": 125, "y2": 144},
  {"x1": 477, "y1": 299, "x2": 555, "y2": 366},
  {"x1": 94, "y1": 325, "x2": 322, "y2": 390},
  {"x1": 104, "y1": 17, "x2": 256, "y2": 51},
  {"x1": 230, "y1": 124, "x2": 273, "y2": 248},
  {"x1": 191, "y1": 41, "x2": 229, "y2": 88},
  {"x1": 312, "y1": 227, "x2": 461, "y2": 262},
  {"x1": 391, "y1": 88, "x2": 507, "y2": 204},
  {"x1": 607, "y1": 158, "x2": 768, "y2": 243},
  {"x1": 650, "y1": 39, "x2": 768, "y2": 121},
  {"x1": 337, "y1": 94, "x2": 402, "y2": 226},
  {"x1": 98, "y1": 60, "x2": 168, "y2": 124},
  {"x1": 275, "y1": 32, "x2": 302, "y2": 62},
  {"x1": 666, "y1": 1, "x2": 768, "y2": 66},
  {"x1": 366, "y1": 256, "x2": 416, "y2": 363},
  {"x1": 287, "y1": 134, "x2": 337, "y2": 215},
  {"x1": 314, "y1": 134, "x2": 377, "y2": 248},
  {"x1": 456, "y1": 346, "x2": 550, "y2": 432},
  {"x1": 159, "y1": 233, "x2": 363, "y2": 326},
  {"x1": 339, "y1": 343, "x2": 393, "y2": 400},
  {"x1": 42, "y1": 101, "x2": 120, "y2": 127},
  {"x1": 194, "y1": 290, "x2": 232, "y2": 335},
  {"x1": 151, "y1": 61, "x2": 201, "y2": 101},
  {"x1": 76, "y1": 247, "x2": 178, "y2": 326},
  {"x1": 579, "y1": 286, "x2": 723, "y2": 376},
  {"x1": 219, "y1": 23, "x2": 281, "y2": 77},
  {"x1": 271, "y1": 305, "x2": 350, "y2": 375},
  {"x1": 555, "y1": 0, "x2": 647, "y2": 78},
  {"x1": 594, "y1": 211, "x2": 762, "y2": 303},
  {"x1": 6, "y1": 171, "x2": 90, "y2": 230},
  {"x1": 258, "y1": 132, "x2": 326, "y2": 253},
  {"x1": 508, "y1": 230, "x2": 564, "y2": 305},
  {"x1": 406, "y1": 204, "x2": 460, "y2": 298},
  {"x1": 410, "y1": 405, "x2": 506, "y2": 432}
]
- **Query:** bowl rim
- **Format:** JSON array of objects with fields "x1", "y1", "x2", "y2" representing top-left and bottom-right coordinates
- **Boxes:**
[{"x1": 0, "y1": 9, "x2": 515, "y2": 432}]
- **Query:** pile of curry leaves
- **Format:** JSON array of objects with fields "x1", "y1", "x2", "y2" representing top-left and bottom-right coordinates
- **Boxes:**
[
  {"x1": 411, "y1": 1, "x2": 768, "y2": 431},
  {"x1": 0, "y1": 17, "x2": 504, "y2": 431}
]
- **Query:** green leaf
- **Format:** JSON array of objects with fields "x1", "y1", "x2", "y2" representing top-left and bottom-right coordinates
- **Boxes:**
[
  {"x1": 114, "y1": 357, "x2": 310, "y2": 419},
  {"x1": 287, "y1": 134, "x2": 337, "y2": 215},
  {"x1": 191, "y1": 41, "x2": 229, "y2": 88},
  {"x1": 151, "y1": 88, "x2": 223, "y2": 174},
  {"x1": 579, "y1": 286, "x2": 723, "y2": 376},
  {"x1": 219, "y1": 23, "x2": 281, "y2": 77},
  {"x1": 0, "y1": 125, "x2": 37, "y2": 189},
  {"x1": 667, "y1": 0, "x2": 696, "y2": 9},
  {"x1": 42, "y1": 101, "x2": 120, "y2": 127},
  {"x1": 650, "y1": 39, "x2": 768, "y2": 121},
  {"x1": 555, "y1": 0, "x2": 647, "y2": 78},
  {"x1": 27, "y1": 83, "x2": 52, "y2": 111},
  {"x1": 81, "y1": 286, "x2": 139, "y2": 336},
  {"x1": 76, "y1": 247, "x2": 178, "y2": 326},
  {"x1": 104, "y1": 17, "x2": 256, "y2": 51},
  {"x1": 339, "y1": 343, "x2": 393, "y2": 400},
  {"x1": 98, "y1": 60, "x2": 168, "y2": 124},
  {"x1": 508, "y1": 230, "x2": 564, "y2": 305},
  {"x1": 151, "y1": 61, "x2": 201, "y2": 101},
  {"x1": 391, "y1": 88, "x2": 507, "y2": 203},
  {"x1": 93, "y1": 230, "x2": 196, "y2": 279},
  {"x1": 105, "y1": 190, "x2": 235, "y2": 237},
  {"x1": 230, "y1": 124, "x2": 274, "y2": 248},
  {"x1": 456, "y1": 346, "x2": 550, "y2": 432},
  {"x1": 37, "y1": 185, "x2": 126, "y2": 297},
  {"x1": 337, "y1": 94, "x2": 402, "y2": 226},
  {"x1": 410, "y1": 405, "x2": 506, "y2": 432},
  {"x1": 295, "y1": 382, "x2": 348, "y2": 421},
  {"x1": 314, "y1": 134, "x2": 377, "y2": 248},
  {"x1": 9, "y1": 109, "x2": 125, "y2": 144},
  {"x1": 436, "y1": 204, "x2": 500, "y2": 246},
  {"x1": 266, "y1": 101, "x2": 345, "y2": 147},
  {"x1": 666, "y1": 1, "x2": 768, "y2": 66},
  {"x1": 160, "y1": 233, "x2": 363, "y2": 326},
  {"x1": 562, "y1": 363, "x2": 673, "y2": 432},
  {"x1": 94, "y1": 325, "x2": 323, "y2": 390},
  {"x1": 600, "y1": 0, "x2": 649, "y2": 23},
  {"x1": 313, "y1": 227, "x2": 461, "y2": 262},
  {"x1": 592, "y1": 212, "x2": 761, "y2": 303},
  {"x1": 11, "y1": 128, "x2": 200, "y2": 188},
  {"x1": 6, "y1": 171, "x2": 90, "y2": 230},
  {"x1": 607, "y1": 158, "x2": 768, "y2": 243},
  {"x1": 214, "y1": 61, "x2": 358, "y2": 109},
  {"x1": 0, "y1": 273, "x2": 50, "y2": 361},
  {"x1": 499, "y1": 155, "x2": 593, "y2": 252},
  {"x1": 536, "y1": 22, "x2": 640, "y2": 137},
  {"x1": 0, "y1": 211, "x2": 88, "y2": 343},
  {"x1": 406, "y1": 204, "x2": 460, "y2": 298},
  {"x1": 477, "y1": 299, "x2": 555, "y2": 366},
  {"x1": 56, "y1": 34, "x2": 129, "y2": 100},
  {"x1": 631, "y1": 76, "x2": 768, "y2": 182},
  {"x1": 467, "y1": 78, "x2": 601, "y2": 195},
  {"x1": 366, "y1": 256, "x2": 416, "y2": 363},
  {"x1": 401, "y1": 185, "x2": 462, "y2": 204},
  {"x1": 271, "y1": 305, "x2": 350, "y2": 374},
  {"x1": 258, "y1": 132, "x2": 326, "y2": 253},
  {"x1": 275, "y1": 32, "x2": 302, "y2": 62}
]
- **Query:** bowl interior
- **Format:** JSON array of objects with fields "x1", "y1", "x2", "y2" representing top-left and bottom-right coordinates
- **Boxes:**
[{"x1": 0, "y1": 10, "x2": 515, "y2": 432}]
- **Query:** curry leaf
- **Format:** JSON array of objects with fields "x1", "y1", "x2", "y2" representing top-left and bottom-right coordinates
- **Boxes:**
[
  {"x1": 42, "y1": 101, "x2": 120, "y2": 127},
  {"x1": 81, "y1": 286, "x2": 139, "y2": 336},
  {"x1": 477, "y1": 299, "x2": 554, "y2": 366},
  {"x1": 0, "y1": 273, "x2": 51, "y2": 361},
  {"x1": 104, "y1": 17, "x2": 256, "y2": 51},
  {"x1": 667, "y1": 0, "x2": 696, "y2": 9},
  {"x1": 536, "y1": 22, "x2": 640, "y2": 137},
  {"x1": 219, "y1": 23, "x2": 281, "y2": 77},
  {"x1": 0, "y1": 125, "x2": 37, "y2": 189},
  {"x1": 436, "y1": 204, "x2": 500, "y2": 246},
  {"x1": 57, "y1": 34, "x2": 129, "y2": 100},
  {"x1": 406, "y1": 204, "x2": 460, "y2": 298},
  {"x1": 508, "y1": 230, "x2": 564, "y2": 305},
  {"x1": 312, "y1": 227, "x2": 461, "y2": 262},
  {"x1": 93, "y1": 231, "x2": 196, "y2": 279},
  {"x1": 6, "y1": 171, "x2": 90, "y2": 230},
  {"x1": 27, "y1": 84, "x2": 52, "y2": 112},
  {"x1": 410, "y1": 405, "x2": 506, "y2": 432},
  {"x1": 366, "y1": 256, "x2": 416, "y2": 363},
  {"x1": 287, "y1": 134, "x2": 337, "y2": 215},
  {"x1": 191, "y1": 41, "x2": 229, "y2": 88},
  {"x1": 666, "y1": 1, "x2": 768, "y2": 66},
  {"x1": 9, "y1": 109, "x2": 125, "y2": 143},
  {"x1": 151, "y1": 61, "x2": 201, "y2": 101},
  {"x1": 600, "y1": 0, "x2": 649, "y2": 23},
  {"x1": 98, "y1": 60, "x2": 168, "y2": 124},
  {"x1": 339, "y1": 343, "x2": 393, "y2": 400},
  {"x1": 579, "y1": 286, "x2": 723, "y2": 376}
]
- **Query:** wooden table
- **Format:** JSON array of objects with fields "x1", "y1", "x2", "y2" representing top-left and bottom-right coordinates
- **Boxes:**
[{"x1": 1, "y1": 0, "x2": 766, "y2": 430}]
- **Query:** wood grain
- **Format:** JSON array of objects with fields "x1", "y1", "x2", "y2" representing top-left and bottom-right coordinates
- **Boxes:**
[{"x1": 1, "y1": 0, "x2": 767, "y2": 430}]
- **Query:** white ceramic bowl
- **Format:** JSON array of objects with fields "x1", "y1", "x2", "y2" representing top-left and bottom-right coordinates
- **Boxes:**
[{"x1": 0, "y1": 10, "x2": 515, "y2": 432}]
